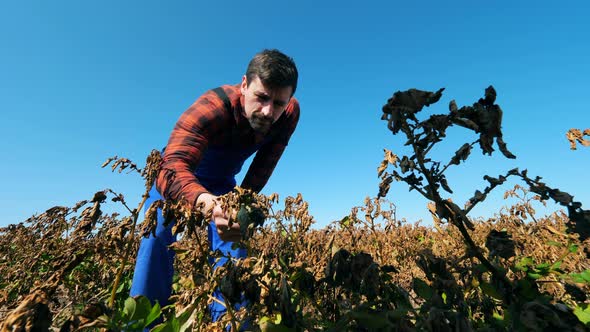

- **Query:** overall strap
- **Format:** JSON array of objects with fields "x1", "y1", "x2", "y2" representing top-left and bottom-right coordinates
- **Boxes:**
[
  {"x1": 163, "y1": 86, "x2": 234, "y2": 152},
  {"x1": 212, "y1": 86, "x2": 237, "y2": 147},
  {"x1": 212, "y1": 87, "x2": 232, "y2": 113}
]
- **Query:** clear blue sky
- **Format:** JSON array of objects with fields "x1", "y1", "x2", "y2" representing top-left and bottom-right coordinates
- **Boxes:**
[{"x1": 1, "y1": 1, "x2": 588, "y2": 229}]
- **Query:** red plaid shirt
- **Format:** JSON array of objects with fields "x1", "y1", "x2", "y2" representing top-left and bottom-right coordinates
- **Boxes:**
[{"x1": 156, "y1": 84, "x2": 300, "y2": 207}]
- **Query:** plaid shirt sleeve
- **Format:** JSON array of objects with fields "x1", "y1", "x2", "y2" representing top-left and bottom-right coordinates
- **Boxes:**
[
  {"x1": 156, "y1": 90, "x2": 226, "y2": 207},
  {"x1": 241, "y1": 97, "x2": 300, "y2": 192}
]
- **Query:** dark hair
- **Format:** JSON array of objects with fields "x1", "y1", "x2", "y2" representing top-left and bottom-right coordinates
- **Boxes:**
[{"x1": 246, "y1": 49, "x2": 298, "y2": 96}]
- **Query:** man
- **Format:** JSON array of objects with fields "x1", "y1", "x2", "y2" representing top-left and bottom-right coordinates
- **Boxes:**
[{"x1": 130, "y1": 49, "x2": 299, "y2": 322}]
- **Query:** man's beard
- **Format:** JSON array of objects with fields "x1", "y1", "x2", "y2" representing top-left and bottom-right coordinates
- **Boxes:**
[{"x1": 248, "y1": 114, "x2": 272, "y2": 135}]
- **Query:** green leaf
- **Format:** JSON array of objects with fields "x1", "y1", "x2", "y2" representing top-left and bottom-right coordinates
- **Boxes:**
[
  {"x1": 574, "y1": 304, "x2": 590, "y2": 325},
  {"x1": 151, "y1": 317, "x2": 180, "y2": 332},
  {"x1": 527, "y1": 272, "x2": 543, "y2": 280},
  {"x1": 259, "y1": 315, "x2": 296, "y2": 332},
  {"x1": 571, "y1": 275, "x2": 585, "y2": 284},
  {"x1": 412, "y1": 278, "x2": 433, "y2": 300},
  {"x1": 116, "y1": 278, "x2": 131, "y2": 294},
  {"x1": 492, "y1": 311, "x2": 504, "y2": 321},
  {"x1": 123, "y1": 297, "x2": 137, "y2": 319},
  {"x1": 340, "y1": 216, "x2": 351, "y2": 227},
  {"x1": 150, "y1": 323, "x2": 171, "y2": 332},
  {"x1": 177, "y1": 307, "x2": 195, "y2": 332},
  {"x1": 492, "y1": 310, "x2": 506, "y2": 328},
  {"x1": 550, "y1": 261, "x2": 562, "y2": 271},
  {"x1": 570, "y1": 270, "x2": 590, "y2": 284},
  {"x1": 515, "y1": 257, "x2": 534, "y2": 271},
  {"x1": 569, "y1": 244, "x2": 579, "y2": 253},
  {"x1": 145, "y1": 300, "x2": 161, "y2": 326},
  {"x1": 480, "y1": 281, "x2": 503, "y2": 300},
  {"x1": 132, "y1": 296, "x2": 153, "y2": 322},
  {"x1": 350, "y1": 310, "x2": 390, "y2": 329},
  {"x1": 515, "y1": 278, "x2": 539, "y2": 301}
]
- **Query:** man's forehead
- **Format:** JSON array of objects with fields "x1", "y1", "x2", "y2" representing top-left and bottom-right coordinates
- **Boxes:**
[{"x1": 252, "y1": 79, "x2": 292, "y2": 99}]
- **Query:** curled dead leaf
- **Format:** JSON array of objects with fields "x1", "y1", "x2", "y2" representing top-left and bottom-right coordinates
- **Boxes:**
[{"x1": 566, "y1": 128, "x2": 590, "y2": 150}]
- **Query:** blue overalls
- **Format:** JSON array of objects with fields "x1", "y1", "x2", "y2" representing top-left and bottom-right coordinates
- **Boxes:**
[{"x1": 130, "y1": 90, "x2": 269, "y2": 325}]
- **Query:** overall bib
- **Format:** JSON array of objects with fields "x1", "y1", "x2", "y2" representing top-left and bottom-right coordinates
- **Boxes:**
[{"x1": 130, "y1": 88, "x2": 267, "y2": 324}]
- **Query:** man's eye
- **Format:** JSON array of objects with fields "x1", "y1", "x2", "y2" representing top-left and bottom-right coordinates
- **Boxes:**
[{"x1": 257, "y1": 95, "x2": 270, "y2": 102}]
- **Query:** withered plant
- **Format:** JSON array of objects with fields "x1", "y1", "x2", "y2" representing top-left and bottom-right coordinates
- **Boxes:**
[
  {"x1": 378, "y1": 86, "x2": 590, "y2": 331},
  {"x1": 1, "y1": 87, "x2": 589, "y2": 332}
]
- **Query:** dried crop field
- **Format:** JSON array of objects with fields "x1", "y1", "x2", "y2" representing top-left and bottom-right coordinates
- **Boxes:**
[{"x1": 1, "y1": 88, "x2": 589, "y2": 331}]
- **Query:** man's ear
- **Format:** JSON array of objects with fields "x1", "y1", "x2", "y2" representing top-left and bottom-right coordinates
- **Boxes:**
[{"x1": 240, "y1": 75, "x2": 248, "y2": 94}]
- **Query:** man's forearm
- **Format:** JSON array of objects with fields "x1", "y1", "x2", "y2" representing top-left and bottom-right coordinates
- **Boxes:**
[
  {"x1": 241, "y1": 142, "x2": 286, "y2": 192},
  {"x1": 156, "y1": 167, "x2": 207, "y2": 208}
]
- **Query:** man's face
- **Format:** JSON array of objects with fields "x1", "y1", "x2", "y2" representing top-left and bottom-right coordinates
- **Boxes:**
[{"x1": 241, "y1": 75, "x2": 293, "y2": 135}]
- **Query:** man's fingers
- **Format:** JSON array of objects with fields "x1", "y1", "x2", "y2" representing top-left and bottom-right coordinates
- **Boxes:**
[
  {"x1": 219, "y1": 233, "x2": 242, "y2": 242},
  {"x1": 216, "y1": 227, "x2": 242, "y2": 242},
  {"x1": 215, "y1": 217, "x2": 240, "y2": 231},
  {"x1": 215, "y1": 216, "x2": 241, "y2": 242}
]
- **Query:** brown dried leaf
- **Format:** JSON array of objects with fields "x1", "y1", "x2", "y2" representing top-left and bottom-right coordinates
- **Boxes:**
[
  {"x1": 399, "y1": 156, "x2": 415, "y2": 173},
  {"x1": 91, "y1": 191, "x2": 107, "y2": 203},
  {"x1": 485, "y1": 230, "x2": 515, "y2": 259},
  {"x1": 0, "y1": 290, "x2": 51, "y2": 332},
  {"x1": 384, "y1": 149, "x2": 398, "y2": 166},
  {"x1": 450, "y1": 143, "x2": 472, "y2": 165},
  {"x1": 440, "y1": 176, "x2": 453, "y2": 194},
  {"x1": 101, "y1": 156, "x2": 117, "y2": 168},
  {"x1": 383, "y1": 88, "x2": 445, "y2": 115},
  {"x1": 142, "y1": 149, "x2": 163, "y2": 192},
  {"x1": 566, "y1": 128, "x2": 590, "y2": 150},
  {"x1": 548, "y1": 189, "x2": 574, "y2": 206},
  {"x1": 377, "y1": 160, "x2": 388, "y2": 178},
  {"x1": 452, "y1": 117, "x2": 480, "y2": 131},
  {"x1": 450, "y1": 86, "x2": 514, "y2": 159},
  {"x1": 567, "y1": 206, "x2": 590, "y2": 241},
  {"x1": 382, "y1": 88, "x2": 445, "y2": 134},
  {"x1": 378, "y1": 175, "x2": 393, "y2": 198},
  {"x1": 496, "y1": 136, "x2": 516, "y2": 159},
  {"x1": 481, "y1": 86, "x2": 497, "y2": 105},
  {"x1": 483, "y1": 175, "x2": 506, "y2": 186}
]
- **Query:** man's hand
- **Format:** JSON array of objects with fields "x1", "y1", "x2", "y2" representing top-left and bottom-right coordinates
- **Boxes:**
[
  {"x1": 212, "y1": 204, "x2": 242, "y2": 242},
  {"x1": 197, "y1": 192, "x2": 241, "y2": 242}
]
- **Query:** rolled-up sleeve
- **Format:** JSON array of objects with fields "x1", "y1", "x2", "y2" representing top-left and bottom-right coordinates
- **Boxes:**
[{"x1": 156, "y1": 92, "x2": 224, "y2": 207}]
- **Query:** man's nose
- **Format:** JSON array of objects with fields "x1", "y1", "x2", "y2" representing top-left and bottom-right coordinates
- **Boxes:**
[{"x1": 261, "y1": 103, "x2": 273, "y2": 117}]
